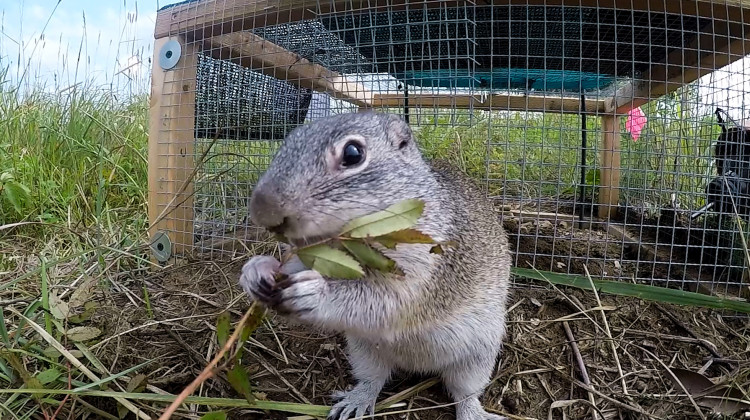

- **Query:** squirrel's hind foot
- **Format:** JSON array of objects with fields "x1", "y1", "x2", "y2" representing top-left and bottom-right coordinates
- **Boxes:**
[
  {"x1": 327, "y1": 384, "x2": 381, "y2": 420},
  {"x1": 481, "y1": 411, "x2": 508, "y2": 420},
  {"x1": 456, "y1": 399, "x2": 508, "y2": 420},
  {"x1": 457, "y1": 402, "x2": 508, "y2": 420}
]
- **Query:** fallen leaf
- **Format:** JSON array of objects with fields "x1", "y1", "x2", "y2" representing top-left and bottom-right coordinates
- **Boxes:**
[
  {"x1": 126, "y1": 373, "x2": 148, "y2": 393},
  {"x1": 667, "y1": 368, "x2": 750, "y2": 415},
  {"x1": 68, "y1": 276, "x2": 97, "y2": 309},
  {"x1": 297, "y1": 244, "x2": 365, "y2": 279},
  {"x1": 669, "y1": 368, "x2": 715, "y2": 394},
  {"x1": 49, "y1": 291, "x2": 70, "y2": 320},
  {"x1": 65, "y1": 326, "x2": 102, "y2": 342}
]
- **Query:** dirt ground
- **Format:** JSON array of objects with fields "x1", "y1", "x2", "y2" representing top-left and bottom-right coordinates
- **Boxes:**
[
  {"x1": 497, "y1": 199, "x2": 750, "y2": 300},
  {"x1": 88, "y1": 251, "x2": 750, "y2": 420}
]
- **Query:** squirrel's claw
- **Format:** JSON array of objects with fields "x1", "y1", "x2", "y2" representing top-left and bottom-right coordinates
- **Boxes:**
[
  {"x1": 328, "y1": 388, "x2": 376, "y2": 419},
  {"x1": 239, "y1": 255, "x2": 282, "y2": 307},
  {"x1": 274, "y1": 270, "x2": 326, "y2": 318}
]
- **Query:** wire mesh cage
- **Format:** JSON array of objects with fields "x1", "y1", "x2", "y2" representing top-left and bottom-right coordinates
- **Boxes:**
[{"x1": 148, "y1": 0, "x2": 750, "y2": 301}]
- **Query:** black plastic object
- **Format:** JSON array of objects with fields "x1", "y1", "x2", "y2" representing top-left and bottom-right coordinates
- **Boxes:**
[{"x1": 691, "y1": 108, "x2": 750, "y2": 220}]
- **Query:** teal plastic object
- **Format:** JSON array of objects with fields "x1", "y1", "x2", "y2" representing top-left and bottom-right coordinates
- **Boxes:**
[{"x1": 394, "y1": 68, "x2": 615, "y2": 92}]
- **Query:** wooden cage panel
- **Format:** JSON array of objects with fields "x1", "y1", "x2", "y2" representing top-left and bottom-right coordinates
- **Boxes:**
[
  {"x1": 148, "y1": 0, "x2": 750, "y2": 299},
  {"x1": 148, "y1": 35, "x2": 199, "y2": 255}
]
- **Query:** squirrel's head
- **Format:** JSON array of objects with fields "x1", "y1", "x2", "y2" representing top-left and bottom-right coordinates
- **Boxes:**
[{"x1": 249, "y1": 111, "x2": 431, "y2": 246}]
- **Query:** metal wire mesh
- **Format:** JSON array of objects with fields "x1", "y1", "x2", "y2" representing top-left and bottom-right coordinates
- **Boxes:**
[{"x1": 150, "y1": 0, "x2": 750, "y2": 301}]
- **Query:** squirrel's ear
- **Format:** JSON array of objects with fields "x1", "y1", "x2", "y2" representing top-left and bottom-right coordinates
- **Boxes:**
[{"x1": 384, "y1": 114, "x2": 413, "y2": 150}]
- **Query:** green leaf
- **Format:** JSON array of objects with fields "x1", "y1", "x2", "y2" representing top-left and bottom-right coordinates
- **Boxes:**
[
  {"x1": 340, "y1": 239, "x2": 399, "y2": 274},
  {"x1": 35, "y1": 368, "x2": 62, "y2": 385},
  {"x1": 512, "y1": 267, "x2": 750, "y2": 314},
  {"x1": 237, "y1": 306, "x2": 266, "y2": 360},
  {"x1": 2, "y1": 179, "x2": 31, "y2": 214},
  {"x1": 341, "y1": 199, "x2": 425, "y2": 238},
  {"x1": 374, "y1": 237, "x2": 398, "y2": 249},
  {"x1": 429, "y1": 245, "x2": 444, "y2": 254},
  {"x1": 0, "y1": 310, "x2": 9, "y2": 346},
  {"x1": 42, "y1": 346, "x2": 62, "y2": 360},
  {"x1": 373, "y1": 228, "x2": 438, "y2": 245},
  {"x1": 199, "y1": 412, "x2": 228, "y2": 420},
  {"x1": 216, "y1": 312, "x2": 231, "y2": 350},
  {"x1": 297, "y1": 244, "x2": 365, "y2": 279},
  {"x1": 227, "y1": 364, "x2": 255, "y2": 403},
  {"x1": 117, "y1": 401, "x2": 129, "y2": 419}
]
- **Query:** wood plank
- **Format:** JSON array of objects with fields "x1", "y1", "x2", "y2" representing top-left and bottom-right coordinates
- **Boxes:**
[
  {"x1": 606, "y1": 20, "x2": 750, "y2": 114},
  {"x1": 148, "y1": 35, "x2": 198, "y2": 255},
  {"x1": 155, "y1": 0, "x2": 749, "y2": 39},
  {"x1": 203, "y1": 32, "x2": 374, "y2": 108},
  {"x1": 502, "y1": 209, "x2": 580, "y2": 224},
  {"x1": 147, "y1": 38, "x2": 168, "y2": 254},
  {"x1": 372, "y1": 93, "x2": 604, "y2": 114},
  {"x1": 598, "y1": 115, "x2": 621, "y2": 219}
]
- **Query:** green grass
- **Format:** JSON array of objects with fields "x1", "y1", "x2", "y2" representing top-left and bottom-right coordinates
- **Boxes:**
[
  {"x1": 0, "y1": 78, "x2": 150, "y2": 264},
  {"x1": 408, "y1": 90, "x2": 722, "y2": 212}
]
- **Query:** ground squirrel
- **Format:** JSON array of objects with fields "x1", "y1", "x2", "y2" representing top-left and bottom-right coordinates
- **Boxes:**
[{"x1": 239, "y1": 112, "x2": 512, "y2": 420}]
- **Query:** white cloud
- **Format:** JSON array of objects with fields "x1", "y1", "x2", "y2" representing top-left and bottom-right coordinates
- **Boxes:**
[{"x1": 1, "y1": 1, "x2": 158, "y2": 94}]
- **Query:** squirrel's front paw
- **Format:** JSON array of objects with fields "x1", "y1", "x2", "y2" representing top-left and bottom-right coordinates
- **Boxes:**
[
  {"x1": 239, "y1": 255, "x2": 282, "y2": 307},
  {"x1": 274, "y1": 270, "x2": 326, "y2": 318}
]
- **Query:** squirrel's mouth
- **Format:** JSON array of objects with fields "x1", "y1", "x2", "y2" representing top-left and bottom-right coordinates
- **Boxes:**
[
  {"x1": 264, "y1": 213, "x2": 344, "y2": 248},
  {"x1": 289, "y1": 235, "x2": 330, "y2": 248},
  {"x1": 270, "y1": 224, "x2": 338, "y2": 249}
]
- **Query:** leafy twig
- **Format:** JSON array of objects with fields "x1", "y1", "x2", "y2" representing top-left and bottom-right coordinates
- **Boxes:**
[{"x1": 157, "y1": 302, "x2": 265, "y2": 420}]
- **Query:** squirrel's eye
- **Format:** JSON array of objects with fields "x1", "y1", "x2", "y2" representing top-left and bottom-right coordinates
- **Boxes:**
[{"x1": 342, "y1": 142, "x2": 364, "y2": 167}]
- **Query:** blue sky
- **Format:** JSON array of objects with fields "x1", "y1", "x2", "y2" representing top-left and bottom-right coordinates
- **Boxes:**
[{"x1": 0, "y1": 0, "x2": 180, "y2": 92}]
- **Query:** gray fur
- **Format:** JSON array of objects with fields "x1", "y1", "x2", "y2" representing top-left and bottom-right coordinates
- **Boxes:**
[{"x1": 239, "y1": 111, "x2": 511, "y2": 420}]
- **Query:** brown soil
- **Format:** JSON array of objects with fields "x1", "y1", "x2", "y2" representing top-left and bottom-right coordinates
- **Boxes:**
[
  {"x1": 88, "y1": 256, "x2": 750, "y2": 420},
  {"x1": 497, "y1": 199, "x2": 750, "y2": 300}
]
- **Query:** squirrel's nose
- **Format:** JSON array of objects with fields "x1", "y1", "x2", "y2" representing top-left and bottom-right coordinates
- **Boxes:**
[{"x1": 249, "y1": 187, "x2": 288, "y2": 231}]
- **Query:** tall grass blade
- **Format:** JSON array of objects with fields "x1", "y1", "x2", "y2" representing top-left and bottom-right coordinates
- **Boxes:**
[
  {"x1": 0, "y1": 389, "x2": 333, "y2": 417},
  {"x1": 71, "y1": 359, "x2": 154, "y2": 392},
  {"x1": 512, "y1": 267, "x2": 750, "y2": 313}
]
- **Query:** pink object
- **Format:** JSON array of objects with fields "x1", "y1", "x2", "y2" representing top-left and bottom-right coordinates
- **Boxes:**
[{"x1": 625, "y1": 107, "x2": 647, "y2": 142}]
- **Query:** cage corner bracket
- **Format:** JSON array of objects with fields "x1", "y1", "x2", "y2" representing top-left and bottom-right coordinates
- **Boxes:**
[
  {"x1": 149, "y1": 230, "x2": 173, "y2": 263},
  {"x1": 159, "y1": 39, "x2": 182, "y2": 70}
]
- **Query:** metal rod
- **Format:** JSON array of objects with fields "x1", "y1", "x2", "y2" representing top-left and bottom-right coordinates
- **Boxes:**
[
  {"x1": 690, "y1": 202, "x2": 715, "y2": 220},
  {"x1": 579, "y1": 93, "x2": 587, "y2": 222},
  {"x1": 403, "y1": 82, "x2": 410, "y2": 124}
]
